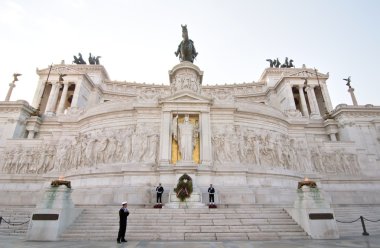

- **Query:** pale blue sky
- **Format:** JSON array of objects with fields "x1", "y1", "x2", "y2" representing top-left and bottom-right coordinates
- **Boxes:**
[{"x1": 1, "y1": 0, "x2": 379, "y2": 107}]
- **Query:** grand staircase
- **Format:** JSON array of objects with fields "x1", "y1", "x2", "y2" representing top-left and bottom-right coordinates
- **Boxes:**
[
  {"x1": 61, "y1": 206, "x2": 309, "y2": 241},
  {"x1": 333, "y1": 205, "x2": 380, "y2": 237},
  {"x1": 0, "y1": 206, "x2": 33, "y2": 237}
]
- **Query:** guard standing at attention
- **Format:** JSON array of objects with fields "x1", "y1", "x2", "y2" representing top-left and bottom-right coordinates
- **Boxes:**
[
  {"x1": 156, "y1": 183, "x2": 164, "y2": 203},
  {"x1": 208, "y1": 184, "x2": 215, "y2": 205}
]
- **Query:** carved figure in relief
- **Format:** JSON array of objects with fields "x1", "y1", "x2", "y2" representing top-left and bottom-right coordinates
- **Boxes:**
[
  {"x1": 105, "y1": 136, "x2": 117, "y2": 163},
  {"x1": 16, "y1": 148, "x2": 27, "y2": 173},
  {"x1": 122, "y1": 126, "x2": 134, "y2": 162},
  {"x1": 177, "y1": 115, "x2": 196, "y2": 161},
  {"x1": 211, "y1": 135, "x2": 221, "y2": 164},
  {"x1": 56, "y1": 141, "x2": 70, "y2": 171},
  {"x1": 288, "y1": 139, "x2": 299, "y2": 170},
  {"x1": 146, "y1": 134, "x2": 159, "y2": 163},
  {"x1": 3, "y1": 150, "x2": 14, "y2": 172},
  {"x1": 95, "y1": 135, "x2": 109, "y2": 165},
  {"x1": 296, "y1": 140, "x2": 312, "y2": 171},
  {"x1": 132, "y1": 125, "x2": 148, "y2": 162},
  {"x1": 44, "y1": 146, "x2": 56, "y2": 172}
]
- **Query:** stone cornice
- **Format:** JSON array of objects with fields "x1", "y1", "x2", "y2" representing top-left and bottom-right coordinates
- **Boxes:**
[
  {"x1": 330, "y1": 104, "x2": 380, "y2": 119},
  {"x1": 259, "y1": 67, "x2": 329, "y2": 82},
  {"x1": 37, "y1": 64, "x2": 110, "y2": 81},
  {"x1": 0, "y1": 100, "x2": 36, "y2": 114},
  {"x1": 159, "y1": 90, "x2": 213, "y2": 105}
]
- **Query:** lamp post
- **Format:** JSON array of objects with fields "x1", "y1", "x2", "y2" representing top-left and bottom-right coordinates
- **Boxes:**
[{"x1": 4, "y1": 73, "x2": 22, "y2": 101}]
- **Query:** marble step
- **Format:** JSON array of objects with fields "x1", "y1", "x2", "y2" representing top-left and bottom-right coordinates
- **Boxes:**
[
  {"x1": 61, "y1": 206, "x2": 309, "y2": 241},
  {"x1": 0, "y1": 207, "x2": 32, "y2": 237}
]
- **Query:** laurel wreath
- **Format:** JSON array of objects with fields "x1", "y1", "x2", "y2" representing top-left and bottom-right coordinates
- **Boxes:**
[{"x1": 174, "y1": 174, "x2": 193, "y2": 202}]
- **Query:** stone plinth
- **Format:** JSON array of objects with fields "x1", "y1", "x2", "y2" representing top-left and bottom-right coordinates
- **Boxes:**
[
  {"x1": 26, "y1": 185, "x2": 82, "y2": 241},
  {"x1": 165, "y1": 188, "x2": 206, "y2": 208},
  {"x1": 287, "y1": 185, "x2": 339, "y2": 239}
]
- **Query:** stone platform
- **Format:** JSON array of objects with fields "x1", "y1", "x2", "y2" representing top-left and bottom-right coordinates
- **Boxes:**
[{"x1": 1, "y1": 235, "x2": 380, "y2": 248}]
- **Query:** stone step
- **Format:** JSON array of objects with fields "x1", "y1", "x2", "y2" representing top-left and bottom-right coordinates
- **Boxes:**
[
  {"x1": 61, "y1": 206, "x2": 309, "y2": 241},
  {"x1": 0, "y1": 207, "x2": 32, "y2": 237}
]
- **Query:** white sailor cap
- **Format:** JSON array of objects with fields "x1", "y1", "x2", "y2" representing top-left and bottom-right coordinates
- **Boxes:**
[{"x1": 122, "y1": 201, "x2": 127, "y2": 205}]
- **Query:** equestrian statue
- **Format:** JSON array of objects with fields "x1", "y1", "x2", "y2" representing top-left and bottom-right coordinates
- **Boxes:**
[{"x1": 175, "y1": 25, "x2": 198, "y2": 63}]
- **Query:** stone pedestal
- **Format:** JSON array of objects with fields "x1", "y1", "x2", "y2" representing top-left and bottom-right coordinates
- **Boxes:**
[
  {"x1": 26, "y1": 185, "x2": 82, "y2": 241},
  {"x1": 287, "y1": 185, "x2": 339, "y2": 239},
  {"x1": 165, "y1": 188, "x2": 206, "y2": 208}
]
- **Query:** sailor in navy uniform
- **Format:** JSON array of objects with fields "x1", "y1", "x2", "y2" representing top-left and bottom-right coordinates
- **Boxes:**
[
  {"x1": 117, "y1": 201, "x2": 129, "y2": 243},
  {"x1": 156, "y1": 183, "x2": 164, "y2": 203},
  {"x1": 208, "y1": 184, "x2": 215, "y2": 204}
]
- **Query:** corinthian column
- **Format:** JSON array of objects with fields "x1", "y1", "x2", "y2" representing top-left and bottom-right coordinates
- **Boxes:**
[
  {"x1": 319, "y1": 83, "x2": 333, "y2": 112},
  {"x1": 56, "y1": 82, "x2": 70, "y2": 114},
  {"x1": 305, "y1": 85, "x2": 321, "y2": 118},
  {"x1": 45, "y1": 82, "x2": 60, "y2": 114},
  {"x1": 298, "y1": 85, "x2": 309, "y2": 117},
  {"x1": 287, "y1": 84, "x2": 297, "y2": 110}
]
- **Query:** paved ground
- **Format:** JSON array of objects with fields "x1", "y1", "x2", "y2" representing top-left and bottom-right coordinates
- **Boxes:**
[{"x1": 1, "y1": 236, "x2": 380, "y2": 248}]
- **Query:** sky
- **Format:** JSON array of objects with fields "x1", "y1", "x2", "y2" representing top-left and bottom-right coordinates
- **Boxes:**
[{"x1": 0, "y1": 0, "x2": 379, "y2": 107}]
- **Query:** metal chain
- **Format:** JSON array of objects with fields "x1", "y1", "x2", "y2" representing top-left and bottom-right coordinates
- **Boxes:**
[
  {"x1": 0, "y1": 217, "x2": 30, "y2": 226},
  {"x1": 363, "y1": 217, "x2": 380, "y2": 223},
  {"x1": 335, "y1": 217, "x2": 360, "y2": 223}
]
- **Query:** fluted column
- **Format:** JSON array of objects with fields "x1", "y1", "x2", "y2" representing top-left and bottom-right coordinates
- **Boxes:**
[
  {"x1": 287, "y1": 84, "x2": 297, "y2": 110},
  {"x1": 45, "y1": 82, "x2": 60, "y2": 114},
  {"x1": 56, "y1": 82, "x2": 70, "y2": 114},
  {"x1": 305, "y1": 85, "x2": 321, "y2": 118},
  {"x1": 200, "y1": 112, "x2": 212, "y2": 166},
  {"x1": 298, "y1": 85, "x2": 309, "y2": 117},
  {"x1": 159, "y1": 111, "x2": 171, "y2": 166},
  {"x1": 319, "y1": 83, "x2": 333, "y2": 112}
]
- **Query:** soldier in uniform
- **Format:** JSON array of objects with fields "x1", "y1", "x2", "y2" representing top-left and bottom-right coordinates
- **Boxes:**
[
  {"x1": 156, "y1": 183, "x2": 164, "y2": 204},
  {"x1": 208, "y1": 184, "x2": 215, "y2": 205},
  {"x1": 117, "y1": 201, "x2": 129, "y2": 243}
]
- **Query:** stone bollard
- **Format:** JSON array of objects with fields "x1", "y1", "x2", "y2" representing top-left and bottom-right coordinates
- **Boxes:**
[
  {"x1": 286, "y1": 179, "x2": 339, "y2": 239},
  {"x1": 26, "y1": 181, "x2": 82, "y2": 241}
]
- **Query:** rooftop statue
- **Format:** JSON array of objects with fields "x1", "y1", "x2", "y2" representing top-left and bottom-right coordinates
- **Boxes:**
[
  {"x1": 266, "y1": 59, "x2": 275, "y2": 68},
  {"x1": 88, "y1": 53, "x2": 101, "y2": 65},
  {"x1": 73, "y1": 53, "x2": 87, "y2": 64},
  {"x1": 175, "y1": 25, "x2": 198, "y2": 63},
  {"x1": 13, "y1": 73, "x2": 22, "y2": 82},
  {"x1": 343, "y1": 76, "x2": 351, "y2": 88},
  {"x1": 266, "y1": 57, "x2": 294, "y2": 68}
]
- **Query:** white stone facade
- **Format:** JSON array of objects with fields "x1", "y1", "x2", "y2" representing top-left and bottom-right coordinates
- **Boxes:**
[{"x1": 0, "y1": 62, "x2": 379, "y2": 206}]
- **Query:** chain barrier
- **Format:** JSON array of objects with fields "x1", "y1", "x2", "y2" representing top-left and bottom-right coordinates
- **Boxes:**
[
  {"x1": 0, "y1": 216, "x2": 30, "y2": 226},
  {"x1": 363, "y1": 217, "x2": 380, "y2": 223},
  {"x1": 335, "y1": 217, "x2": 360, "y2": 223},
  {"x1": 335, "y1": 215, "x2": 380, "y2": 236}
]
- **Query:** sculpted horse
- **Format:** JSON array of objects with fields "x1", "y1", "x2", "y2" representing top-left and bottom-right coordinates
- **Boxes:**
[{"x1": 175, "y1": 25, "x2": 198, "y2": 63}]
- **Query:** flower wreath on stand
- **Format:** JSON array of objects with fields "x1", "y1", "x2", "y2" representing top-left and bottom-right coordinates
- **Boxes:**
[{"x1": 174, "y1": 174, "x2": 193, "y2": 202}]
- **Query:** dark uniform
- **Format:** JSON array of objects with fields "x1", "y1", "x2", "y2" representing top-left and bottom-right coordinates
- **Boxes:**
[
  {"x1": 117, "y1": 202, "x2": 129, "y2": 243},
  {"x1": 156, "y1": 184, "x2": 164, "y2": 203},
  {"x1": 208, "y1": 185, "x2": 215, "y2": 204}
]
